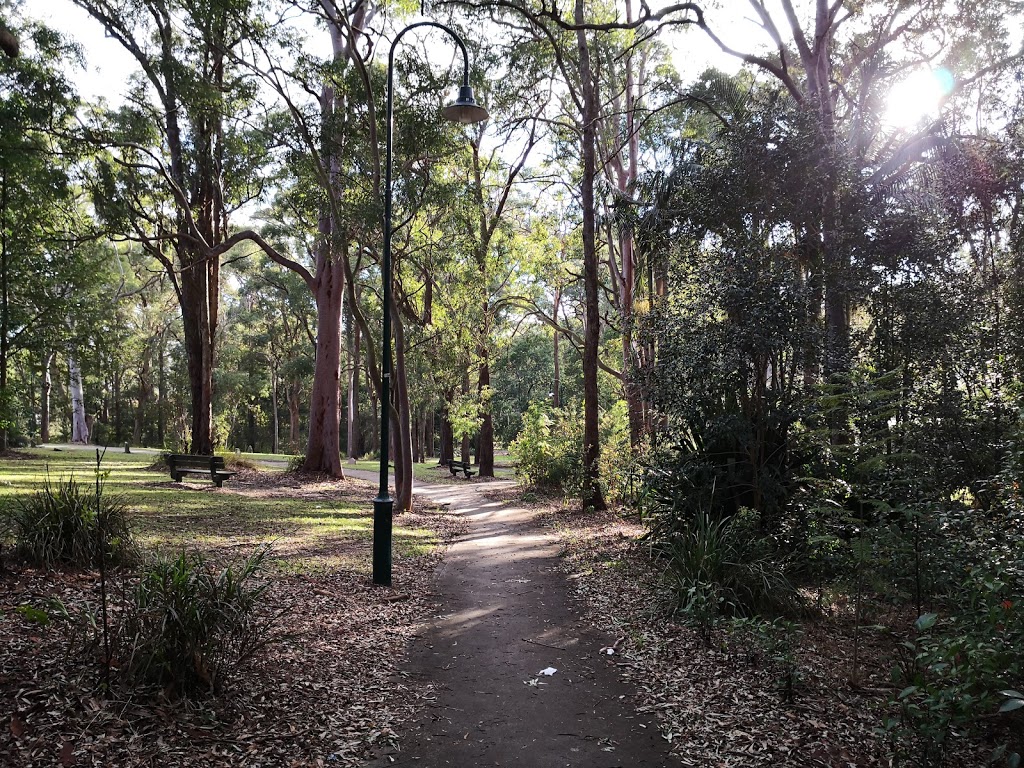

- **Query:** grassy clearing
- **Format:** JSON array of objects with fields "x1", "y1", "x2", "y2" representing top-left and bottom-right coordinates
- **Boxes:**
[
  {"x1": 0, "y1": 447, "x2": 468, "y2": 767},
  {"x1": 347, "y1": 458, "x2": 515, "y2": 482},
  {"x1": 0, "y1": 449, "x2": 437, "y2": 574}
]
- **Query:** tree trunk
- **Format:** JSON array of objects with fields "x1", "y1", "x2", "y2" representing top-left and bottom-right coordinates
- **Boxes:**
[
  {"x1": 347, "y1": 318, "x2": 361, "y2": 458},
  {"x1": 40, "y1": 351, "x2": 52, "y2": 444},
  {"x1": 288, "y1": 379, "x2": 301, "y2": 452},
  {"x1": 392, "y1": 302, "x2": 414, "y2": 512},
  {"x1": 302, "y1": 240, "x2": 345, "y2": 477},
  {"x1": 461, "y1": 371, "x2": 471, "y2": 464},
  {"x1": 552, "y1": 286, "x2": 561, "y2": 408},
  {"x1": 0, "y1": 168, "x2": 8, "y2": 452},
  {"x1": 270, "y1": 366, "x2": 279, "y2": 454},
  {"x1": 157, "y1": 336, "x2": 166, "y2": 448},
  {"x1": 69, "y1": 354, "x2": 89, "y2": 444},
  {"x1": 439, "y1": 388, "x2": 454, "y2": 465},
  {"x1": 179, "y1": 247, "x2": 216, "y2": 454},
  {"x1": 575, "y1": 2, "x2": 607, "y2": 511},
  {"x1": 133, "y1": 344, "x2": 151, "y2": 446},
  {"x1": 477, "y1": 336, "x2": 495, "y2": 477}
]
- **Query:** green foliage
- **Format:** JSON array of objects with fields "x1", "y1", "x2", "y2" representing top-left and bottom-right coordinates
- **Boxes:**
[
  {"x1": 509, "y1": 402, "x2": 585, "y2": 493},
  {"x1": 659, "y1": 507, "x2": 800, "y2": 643},
  {"x1": 447, "y1": 388, "x2": 490, "y2": 445},
  {"x1": 889, "y1": 568, "x2": 1023, "y2": 763},
  {"x1": 9, "y1": 473, "x2": 136, "y2": 568},
  {"x1": 15, "y1": 603, "x2": 50, "y2": 625},
  {"x1": 510, "y1": 400, "x2": 632, "y2": 502},
  {"x1": 116, "y1": 547, "x2": 276, "y2": 695},
  {"x1": 729, "y1": 616, "x2": 802, "y2": 703}
]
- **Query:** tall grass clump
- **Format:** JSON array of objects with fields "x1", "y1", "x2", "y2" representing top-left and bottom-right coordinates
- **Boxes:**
[
  {"x1": 10, "y1": 474, "x2": 137, "y2": 568},
  {"x1": 656, "y1": 507, "x2": 800, "y2": 642},
  {"x1": 118, "y1": 546, "x2": 276, "y2": 694}
]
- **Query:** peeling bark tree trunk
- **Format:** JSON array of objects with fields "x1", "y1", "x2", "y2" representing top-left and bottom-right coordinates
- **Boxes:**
[
  {"x1": 69, "y1": 354, "x2": 89, "y2": 444},
  {"x1": 179, "y1": 251, "x2": 216, "y2": 454},
  {"x1": 575, "y1": 2, "x2": 607, "y2": 511},
  {"x1": 40, "y1": 351, "x2": 52, "y2": 443}
]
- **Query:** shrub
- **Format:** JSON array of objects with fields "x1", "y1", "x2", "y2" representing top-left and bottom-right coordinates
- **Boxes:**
[
  {"x1": 10, "y1": 474, "x2": 137, "y2": 568},
  {"x1": 889, "y1": 566, "x2": 1024, "y2": 764},
  {"x1": 510, "y1": 400, "x2": 634, "y2": 503},
  {"x1": 729, "y1": 616, "x2": 803, "y2": 703},
  {"x1": 117, "y1": 546, "x2": 276, "y2": 695},
  {"x1": 660, "y1": 507, "x2": 800, "y2": 641},
  {"x1": 509, "y1": 402, "x2": 584, "y2": 492}
]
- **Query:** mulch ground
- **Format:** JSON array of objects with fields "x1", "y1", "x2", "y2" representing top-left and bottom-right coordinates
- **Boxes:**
[
  {"x1": 539, "y1": 501, "x2": 1004, "y2": 768},
  {"x1": 0, "y1": 472, "x2": 467, "y2": 768}
]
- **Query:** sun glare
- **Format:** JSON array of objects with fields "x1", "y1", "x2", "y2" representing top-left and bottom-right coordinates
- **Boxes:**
[{"x1": 884, "y1": 67, "x2": 955, "y2": 128}]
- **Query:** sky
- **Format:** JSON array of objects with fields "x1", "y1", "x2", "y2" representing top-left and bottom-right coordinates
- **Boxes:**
[{"x1": 38, "y1": 0, "x2": 755, "y2": 106}]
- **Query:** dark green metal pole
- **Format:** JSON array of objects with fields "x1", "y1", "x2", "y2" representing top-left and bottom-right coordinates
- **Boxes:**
[{"x1": 373, "y1": 22, "x2": 486, "y2": 587}]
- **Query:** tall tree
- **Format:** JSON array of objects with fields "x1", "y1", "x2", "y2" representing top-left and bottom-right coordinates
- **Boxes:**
[
  {"x1": 77, "y1": 0, "x2": 274, "y2": 454},
  {"x1": 0, "y1": 16, "x2": 82, "y2": 449}
]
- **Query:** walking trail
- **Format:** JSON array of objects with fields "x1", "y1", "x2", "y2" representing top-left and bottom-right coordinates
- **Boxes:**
[{"x1": 348, "y1": 469, "x2": 674, "y2": 768}]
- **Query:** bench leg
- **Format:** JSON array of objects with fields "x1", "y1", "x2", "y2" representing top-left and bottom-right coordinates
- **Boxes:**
[{"x1": 215, "y1": 478, "x2": 223, "y2": 488}]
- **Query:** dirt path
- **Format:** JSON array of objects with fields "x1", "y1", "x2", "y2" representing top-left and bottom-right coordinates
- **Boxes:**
[{"x1": 350, "y1": 471, "x2": 674, "y2": 768}]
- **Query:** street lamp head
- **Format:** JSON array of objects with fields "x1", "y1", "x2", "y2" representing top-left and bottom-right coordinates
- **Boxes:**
[{"x1": 442, "y1": 85, "x2": 489, "y2": 124}]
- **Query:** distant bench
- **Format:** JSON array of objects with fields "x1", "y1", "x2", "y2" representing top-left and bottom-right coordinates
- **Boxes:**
[
  {"x1": 447, "y1": 460, "x2": 476, "y2": 479},
  {"x1": 166, "y1": 454, "x2": 237, "y2": 488}
]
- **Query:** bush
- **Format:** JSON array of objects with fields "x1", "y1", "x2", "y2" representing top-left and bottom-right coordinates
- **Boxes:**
[
  {"x1": 660, "y1": 507, "x2": 800, "y2": 641},
  {"x1": 10, "y1": 474, "x2": 137, "y2": 568},
  {"x1": 509, "y1": 400, "x2": 635, "y2": 503},
  {"x1": 509, "y1": 402, "x2": 585, "y2": 493},
  {"x1": 115, "y1": 546, "x2": 276, "y2": 695},
  {"x1": 890, "y1": 566, "x2": 1024, "y2": 764}
]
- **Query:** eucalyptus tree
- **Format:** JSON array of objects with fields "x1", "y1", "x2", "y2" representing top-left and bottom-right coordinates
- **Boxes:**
[
  {"x1": 75, "y1": 0, "x2": 279, "y2": 455},
  {"x1": 681, "y1": 0, "x2": 1024, "y2": 388},
  {"x1": 424, "y1": 25, "x2": 549, "y2": 476},
  {"x1": 0, "y1": 15, "x2": 86, "y2": 449}
]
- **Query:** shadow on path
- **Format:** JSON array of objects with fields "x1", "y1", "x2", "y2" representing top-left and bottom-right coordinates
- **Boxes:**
[{"x1": 359, "y1": 470, "x2": 673, "y2": 767}]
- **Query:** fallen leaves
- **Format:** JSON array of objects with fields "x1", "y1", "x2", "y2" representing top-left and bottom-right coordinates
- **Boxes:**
[
  {"x1": 547, "y1": 506, "x2": 998, "y2": 768},
  {"x1": 0, "y1": 475, "x2": 468, "y2": 768}
]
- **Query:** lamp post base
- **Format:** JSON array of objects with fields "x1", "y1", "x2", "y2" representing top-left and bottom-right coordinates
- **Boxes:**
[{"x1": 372, "y1": 495, "x2": 394, "y2": 586}]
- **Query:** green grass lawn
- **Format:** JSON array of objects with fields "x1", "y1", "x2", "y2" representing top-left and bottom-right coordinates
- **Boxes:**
[{"x1": 0, "y1": 448, "x2": 436, "y2": 573}]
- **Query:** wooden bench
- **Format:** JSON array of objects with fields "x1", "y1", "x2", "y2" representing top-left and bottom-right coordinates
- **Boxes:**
[
  {"x1": 447, "y1": 460, "x2": 476, "y2": 479},
  {"x1": 166, "y1": 454, "x2": 237, "y2": 488}
]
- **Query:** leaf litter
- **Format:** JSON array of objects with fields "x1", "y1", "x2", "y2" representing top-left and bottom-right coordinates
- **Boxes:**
[
  {"x1": 0, "y1": 471, "x2": 467, "y2": 768},
  {"x1": 539, "y1": 502, "x2": 1000, "y2": 768}
]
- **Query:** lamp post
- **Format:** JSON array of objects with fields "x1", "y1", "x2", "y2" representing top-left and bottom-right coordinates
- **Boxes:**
[{"x1": 374, "y1": 22, "x2": 489, "y2": 587}]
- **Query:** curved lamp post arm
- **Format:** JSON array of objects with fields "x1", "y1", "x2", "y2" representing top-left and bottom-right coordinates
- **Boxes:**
[{"x1": 388, "y1": 21, "x2": 472, "y2": 89}]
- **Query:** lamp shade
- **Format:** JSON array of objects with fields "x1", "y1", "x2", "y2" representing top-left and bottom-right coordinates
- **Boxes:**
[{"x1": 441, "y1": 85, "x2": 489, "y2": 124}]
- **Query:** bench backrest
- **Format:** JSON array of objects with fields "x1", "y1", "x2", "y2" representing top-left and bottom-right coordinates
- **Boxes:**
[{"x1": 167, "y1": 454, "x2": 226, "y2": 471}]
